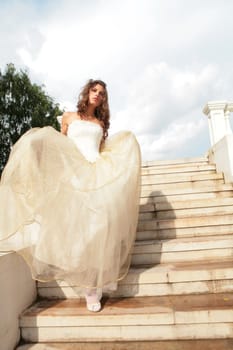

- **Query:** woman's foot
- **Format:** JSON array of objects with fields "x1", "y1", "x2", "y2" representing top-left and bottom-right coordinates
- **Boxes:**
[
  {"x1": 86, "y1": 301, "x2": 101, "y2": 312},
  {"x1": 85, "y1": 289, "x2": 102, "y2": 312}
]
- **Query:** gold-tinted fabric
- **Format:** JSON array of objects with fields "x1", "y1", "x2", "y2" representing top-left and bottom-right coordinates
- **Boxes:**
[{"x1": 0, "y1": 126, "x2": 141, "y2": 290}]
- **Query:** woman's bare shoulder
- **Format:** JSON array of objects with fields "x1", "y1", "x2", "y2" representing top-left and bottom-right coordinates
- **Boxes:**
[
  {"x1": 61, "y1": 112, "x2": 79, "y2": 135},
  {"x1": 100, "y1": 120, "x2": 105, "y2": 128},
  {"x1": 62, "y1": 111, "x2": 78, "y2": 122}
]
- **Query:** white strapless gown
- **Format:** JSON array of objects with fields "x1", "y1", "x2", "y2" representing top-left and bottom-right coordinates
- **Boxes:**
[{"x1": 0, "y1": 120, "x2": 141, "y2": 291}]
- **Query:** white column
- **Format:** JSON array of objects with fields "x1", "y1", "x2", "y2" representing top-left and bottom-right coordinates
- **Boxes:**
[{"x1": 203, "y1": 101, "x2": 233, "y2": 146}]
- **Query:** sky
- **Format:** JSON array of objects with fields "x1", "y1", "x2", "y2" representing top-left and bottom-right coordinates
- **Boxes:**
[{"x1": 0, "y1": 0, "x2": 233, "y2": 160}]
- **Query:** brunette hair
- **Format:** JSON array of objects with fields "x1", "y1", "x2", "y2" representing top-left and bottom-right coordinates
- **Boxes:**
[{"x1": 76, "y1": 79, "x2": 110, "y2": 140}]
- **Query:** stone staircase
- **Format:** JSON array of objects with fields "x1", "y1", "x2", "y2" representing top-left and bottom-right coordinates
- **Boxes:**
[{"x1": 17, "y1": 157, "x2": 233, "y2": 349}]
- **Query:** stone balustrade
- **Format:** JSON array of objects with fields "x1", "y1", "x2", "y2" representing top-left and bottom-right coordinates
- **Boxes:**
[
  {"x1": 0, "y1": 253, "x2": 36, "y2": 350},
  {"x1": 203, "y1": 100, "x2": 233, "y2": 182},
  {"x1": 203, "y1": 101, "x2": 233, "y2": 146}
]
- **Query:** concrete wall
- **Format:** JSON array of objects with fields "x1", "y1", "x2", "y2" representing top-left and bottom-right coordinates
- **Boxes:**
[{"x1": 0, "y1": 252, "x2": 36, "y2": 350}]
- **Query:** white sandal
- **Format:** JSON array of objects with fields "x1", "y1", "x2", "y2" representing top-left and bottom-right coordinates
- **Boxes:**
[
  {"x1": 86, "y1": 301, "x2": 101, "y2": 312},
  {"x1": 85, "y1": 289, "x2": 102, "y2": 312}
]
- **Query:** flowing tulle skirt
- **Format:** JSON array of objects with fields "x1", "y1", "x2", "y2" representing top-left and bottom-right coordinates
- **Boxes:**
[{"x1": 0, "y1": 126, "x2": 141, "y2": 291}]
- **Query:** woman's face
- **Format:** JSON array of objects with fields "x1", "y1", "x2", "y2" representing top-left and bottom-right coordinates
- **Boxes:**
[{"x1": 88, "y1": 84, "x2": 105, "y2": 107}]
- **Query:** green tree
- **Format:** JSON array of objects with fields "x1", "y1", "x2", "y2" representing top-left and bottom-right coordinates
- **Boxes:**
[{"x1": 0, "y1": 63, "x2": 63, "y2": 173}]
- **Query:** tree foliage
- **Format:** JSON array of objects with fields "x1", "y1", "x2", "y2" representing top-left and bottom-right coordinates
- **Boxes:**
[{"x1": 0, "y1": 63, "x2": 62, "y2": 173}]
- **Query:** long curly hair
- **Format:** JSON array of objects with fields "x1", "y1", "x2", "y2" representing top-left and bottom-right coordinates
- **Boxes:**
[{"x1": 76, "y1": 79, "x2": 110, "y2": 141}]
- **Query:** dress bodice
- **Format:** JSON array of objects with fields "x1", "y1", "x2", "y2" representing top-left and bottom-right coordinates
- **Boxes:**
[{"x1": 67, "y1": 119, "x2": 103, "y2": 162}]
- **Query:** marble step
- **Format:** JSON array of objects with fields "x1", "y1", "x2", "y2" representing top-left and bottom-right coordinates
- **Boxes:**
[
  {"x1": 139, "y1": 203, "x2": 233, "y2": 220},
  {"x1": 137, "y1": 213, "x2": 233, "y2": 232},
  {"x1": 141, "y1": 156, "x2": 208, "y2": 167},
  {"x1": 141, "y1": 164, "x2": 216, "y2": 175},
  {"x1": 140, "y1": 197, "x2": 233, "y2": 213},
  {"x1": 37, "y1": 259, "x2": 233, "y2": 299},
  {"x1": 140, "y1": 179, "x2": 225, "y2": 195},
  {"x1": 19, "y1": 293, "x2": 233, "y2": 342},
  {"x1": 137, "y1": 223, "x2": 233, "y2": 241},
  {"x1": 16, "y1": 339, "x2": 233, "y2": 350},
  {"x1": 132, "y1": 235, "x2": 233, "y2": 265},
  {"x1": 139, "y1": 184, "x2": 233, "y2": 202},
  {"x1": 141, "y1": 173, "x2": 223, "y2": 186}
]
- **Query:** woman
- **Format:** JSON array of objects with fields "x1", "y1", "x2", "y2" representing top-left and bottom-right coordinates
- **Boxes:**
[{"x1": 0, "y1": 79, "x2": 141, "y2": 312}]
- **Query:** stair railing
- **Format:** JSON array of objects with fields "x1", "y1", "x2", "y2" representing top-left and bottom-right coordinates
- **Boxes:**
[{"x1": 203, "y1": 101, "x2": 233, "y2": 183}]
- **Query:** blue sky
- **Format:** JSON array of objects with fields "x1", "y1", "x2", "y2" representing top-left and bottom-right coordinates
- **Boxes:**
[{"x1": 1, "y1": 0, "x2": 233, "y2": 160}]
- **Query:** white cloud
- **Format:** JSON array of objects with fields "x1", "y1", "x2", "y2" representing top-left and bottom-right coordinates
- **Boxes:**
[
  {"x1": 137, "y1": 119, "x2": 206, "y2": 160},
  {"x1": 110, "y1": 62, "x2": 222, "y2": 159},
  {"x1": 1, "y1": 0, "x2": 233, "y2": 160}
]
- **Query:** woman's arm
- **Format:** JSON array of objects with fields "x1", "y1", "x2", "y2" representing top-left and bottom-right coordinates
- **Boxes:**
[{"x1": 61, "y1": 112, "x2": 69, "y2": 135}]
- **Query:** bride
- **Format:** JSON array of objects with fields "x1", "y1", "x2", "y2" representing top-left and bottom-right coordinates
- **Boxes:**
[{"x1": 0, "y1": 79, "x2": 141, "y2": 312}]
